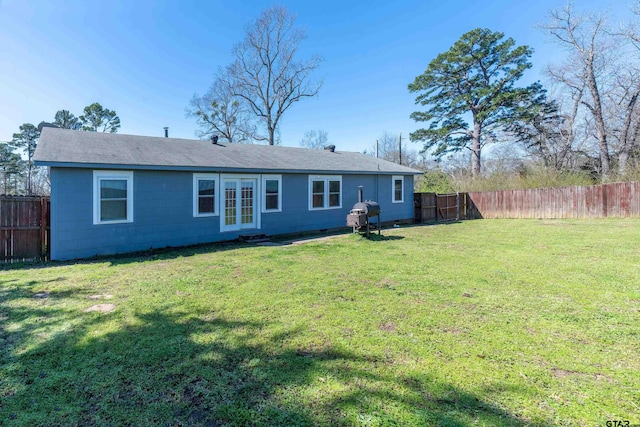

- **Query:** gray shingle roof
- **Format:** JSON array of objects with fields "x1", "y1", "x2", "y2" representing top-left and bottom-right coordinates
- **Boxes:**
[{"x1": 34, "y1": 128, "x2": 422, "y2": 175}]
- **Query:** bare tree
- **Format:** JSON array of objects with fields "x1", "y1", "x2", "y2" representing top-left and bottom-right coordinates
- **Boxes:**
[
  {"x1": 508, "y1": 87, "x2": 590, "y2": 171},
  {"x1": 605, "y1": 69, "x2": 640, "y2": 174},
  {"x1": 541, "y1": 3, "x2": 619, "y2": 178},
  {"x1": 30, "y1": 167, "x2": 50, "y2": 196},
  {"x1": 187, "y1": 71, "x2": 257, "y2": 143},
  {"x1": 367, "y1": 131, "x2": 420, "y2": 168},
  {"x1": 299, "y1": 129, "x2": 328, "y2": 149},
  {"x1": 611, "y1": 3, "x2": 640, "y2": 174},
  {"x1": 227, "y1": 6, "x2": 322, "y2": 145}
]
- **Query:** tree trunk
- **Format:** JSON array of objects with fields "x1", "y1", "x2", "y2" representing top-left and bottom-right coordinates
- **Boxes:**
[
  {"x1": 268, "y1": 126, "x2": 275, "y2": 146},
  {"x1": 618, "y1": 93, "x2": 639, "y2": 176},
  {"x1": 619, "y1": 151, "x2": 630, "y2": 176},
  {"x1": 471, "y1": 121, "x2": 482, "y2": 177},
  {"x1": 585, "y1": 57, "x2": 610, "y2": 178},
  {"x1": 27, "y1": 164, "x2": 32, "y2": 196}
]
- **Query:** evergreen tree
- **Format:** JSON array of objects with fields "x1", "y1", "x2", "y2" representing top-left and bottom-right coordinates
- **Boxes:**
[{"x1": 409, "y1": 28, "x2": 544, "y2": 177}]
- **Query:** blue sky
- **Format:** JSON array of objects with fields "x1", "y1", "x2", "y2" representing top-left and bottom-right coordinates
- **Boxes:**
[{"x1": 0, "y1": 0, "x2": 631, "y2": 153}]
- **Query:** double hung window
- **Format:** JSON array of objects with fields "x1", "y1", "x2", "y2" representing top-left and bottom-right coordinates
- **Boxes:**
[
  {"x1": 93, "y1": 171, "x2": 133, "y2": 224},
  {"x1": 193, "y1": 174, "x2": 218, "y2": 217},
  {"x1": 309, "y1": 175, "x2": 342, "y2": 210},
  {"x1": 261, "y1": 175, "x2": 282, "y2": 212},
  {"x1": 392, "y1": 175, "x2": 404, "y2": 203}
]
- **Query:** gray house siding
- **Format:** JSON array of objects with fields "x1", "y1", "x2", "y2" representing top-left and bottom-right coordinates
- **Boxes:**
[{"x1": 49, "y1": 168, "x2": 414, "y2": 260}]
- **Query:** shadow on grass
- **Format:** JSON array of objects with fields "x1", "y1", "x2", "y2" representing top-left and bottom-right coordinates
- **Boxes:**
[
  {"x1": 1, "y1": 229, "x2": 354, "y2": 271},
  {"x1": 0, "y1": 240, "x2": 257, "y2": 271},
  {"x1": 364, "y1": 233, "x2": 404, "y2": 242},
  {"x1": 1, "y1": 287, "x2": 552, "y2": 426}
]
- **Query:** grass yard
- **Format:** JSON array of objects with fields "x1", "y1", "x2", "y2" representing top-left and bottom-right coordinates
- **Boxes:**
[{"x1": 1, "y1": 219, "x2": 639, "y2": 426}]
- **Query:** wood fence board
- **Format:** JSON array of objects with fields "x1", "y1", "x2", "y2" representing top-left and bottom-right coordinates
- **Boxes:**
[
  {"x1": 0, "y1": 196, "x2": 50, "y2": 262},
  {"x1": 467, "y1": 182, "x2": 640, "y2": 219},
  {"x1": 414, "y1": 192, "x2": 467, "y2": 223}
]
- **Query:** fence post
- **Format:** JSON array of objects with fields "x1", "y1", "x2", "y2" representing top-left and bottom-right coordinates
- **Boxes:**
[{"x1": 40, "y1": 197, "x2": 47, "y2": 258}]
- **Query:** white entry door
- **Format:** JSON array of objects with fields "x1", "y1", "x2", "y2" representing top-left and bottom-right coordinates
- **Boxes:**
[{"x1": 222, "y1": 178, "x2": 257, "y2": 231}]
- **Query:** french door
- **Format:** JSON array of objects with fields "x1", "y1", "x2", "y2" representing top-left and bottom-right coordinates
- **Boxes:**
[{"x1": 222, "y1": 178, "x2": 258, "y2": 231}]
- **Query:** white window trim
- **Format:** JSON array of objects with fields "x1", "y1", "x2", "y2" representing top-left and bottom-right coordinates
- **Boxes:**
[
  {"x1": 308, "y1": 175, "x2": 342, "y2": 210},
  {"x1": 193, "y1": 173, "x2": 220, "y2": 217},
  {"x1": 392, "y1": 175, "x2": 404, "y2": 203},
  {"x1": 261, "y1": 174, "x2": 282, "y2": 213},
  {"x1": 93, "y1": 170, "x2": 134, "y2": 225}
]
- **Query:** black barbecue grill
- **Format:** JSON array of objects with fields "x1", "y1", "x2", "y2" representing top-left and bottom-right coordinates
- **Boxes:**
[{"x1": 346, "y1": 186, "x2": 380, "y2": 237}]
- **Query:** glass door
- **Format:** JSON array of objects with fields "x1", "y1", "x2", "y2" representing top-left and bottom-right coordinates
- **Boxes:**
[
  {"x1": 223, "y1": 178, "x2": 257, "y2": 231},
  {"x1": 240, "y1": 179, "x2": 256, "y2": 228},
  {"x1": 224, "y1": 180, "x2": 238, "y2": 228}
]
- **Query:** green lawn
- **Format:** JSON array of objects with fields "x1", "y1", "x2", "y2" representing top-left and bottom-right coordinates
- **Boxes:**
[{"x1": 1, "y1": 219, "x2": 639, "y2": 426}]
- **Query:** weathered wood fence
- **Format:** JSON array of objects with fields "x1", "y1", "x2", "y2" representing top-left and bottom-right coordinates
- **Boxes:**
[
  {"x1": 414, "y1": 192, "x2": 469, "y2": 222},
  {"x1": 467, "y1": 182, "x2": 640, "y2": 219},
  {"x1": 0, "y1": 196, "x2": 50, "y2": 263}
]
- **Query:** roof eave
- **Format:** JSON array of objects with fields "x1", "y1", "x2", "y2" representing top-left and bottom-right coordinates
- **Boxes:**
[{"x1": 35, "y1": 161, "x2": 422, "y2": 175}]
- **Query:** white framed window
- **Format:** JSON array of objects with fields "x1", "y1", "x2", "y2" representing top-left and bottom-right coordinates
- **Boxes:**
[
  {"x1": 261, "y1": 175, "x2": 282, "y2": 213},
  {"x1": 308, "y1": 175, "x2": 342, "y2": 210},
  {"x1": 93, "y1": 170, "x2": 133, "y2": 225},
  {"x1": 392, "y1": 175, "x2": 404, "y2": 203},
  {"x1": 193, "y1": 173, "x2": 219, "y2": 217}
]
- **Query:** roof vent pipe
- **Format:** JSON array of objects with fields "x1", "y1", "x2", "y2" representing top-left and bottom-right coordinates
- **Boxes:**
[
  {"x1": 211, "y1": 135, "x2": 219, "y2": 144},
  {"x1": 164, "y1": 127, "x2": 169, "y2": 138},
  {"x1": 324, "y1": 144, "x2": 335, "y2": 152}
]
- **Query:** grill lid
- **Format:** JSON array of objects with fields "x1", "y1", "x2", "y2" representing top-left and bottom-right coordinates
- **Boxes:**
[{"x1": 352, "y1": 200, "x2": 380, "y2": 217}]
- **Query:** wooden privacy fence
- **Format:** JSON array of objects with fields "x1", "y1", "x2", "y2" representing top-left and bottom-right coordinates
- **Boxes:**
[
  {"x1": 414, "y1": 192, "x2": 469, "y2": 223},
  {"x1": 0, "y1": 196, "x2": 50, "y2": 262},
  {"x1": 467, "y1": 182, "x2": 640, "y2": 219}
]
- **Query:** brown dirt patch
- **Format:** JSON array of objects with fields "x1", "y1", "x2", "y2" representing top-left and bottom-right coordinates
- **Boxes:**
[
  {"x1": 552, "y1": 368, "x2": 585, "y2": 378},
  {"x1": 84, "y1": 304, "x2": 116, "y2": 313},
  {"x1": 286, "y1": 235, "x2": 343, "y2": 245},
  {"x1": 88, "y1": 294, "x2": 113, "y2": 300},
  {"x1": 379, "y1": 322, "x2": 397, "y2": 332},
  {"x1": 551, "y1": 368, "x2": 612, "y2": 382},
  {"x1": 376, "y1": 278, "x2": 398, "y2": 288}
]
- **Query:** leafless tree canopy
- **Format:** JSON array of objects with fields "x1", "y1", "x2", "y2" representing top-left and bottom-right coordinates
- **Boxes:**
[
  {"x1": 227, "y1": 6, "x2": 322, "y2": 145},
  {"x1": 299, "y1": 129, "x2": 329, "y2": 149},
  {"x1": 187, "y1": 70, "x2": 257, "y2": 143},
  {"x1": 367, "y1": 131, "x2": 421, "y2": 168},
  {"x1": 540, "y1": 3, "x2": 620, "y2": 177},
  {"x1": 536, "y1": 2, "x2": 640, "y2": 178}
]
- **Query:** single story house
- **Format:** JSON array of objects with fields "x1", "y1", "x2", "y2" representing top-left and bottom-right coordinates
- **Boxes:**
[{"x1": 34, "y1": 128, "x2": 422, "y2": 260}]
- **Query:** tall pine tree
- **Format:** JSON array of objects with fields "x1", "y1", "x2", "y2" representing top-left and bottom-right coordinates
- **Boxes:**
[{"x1": 409, "y1": 28, "x2": 544, "y2": 177}]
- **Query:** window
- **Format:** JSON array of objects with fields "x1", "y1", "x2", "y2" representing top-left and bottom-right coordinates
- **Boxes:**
[
  {"x1": 392, "y1": 175, "x2": 404, "y2": 203},
  {"x1": 93, "y1": 170, "x2": 133, "y2": 225},
  {"x1": 261, "y1": 175, "x2": 282, "y2": 212},
  {"x1": 308, "y1": 175, "x2": 342, "y2": 210},
  {"x1": 312, "y1": 179, "x2": 324, "y2": 208},
  {"x1": 193, "y1": 174, "x2": 219, "y2": 217}
]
